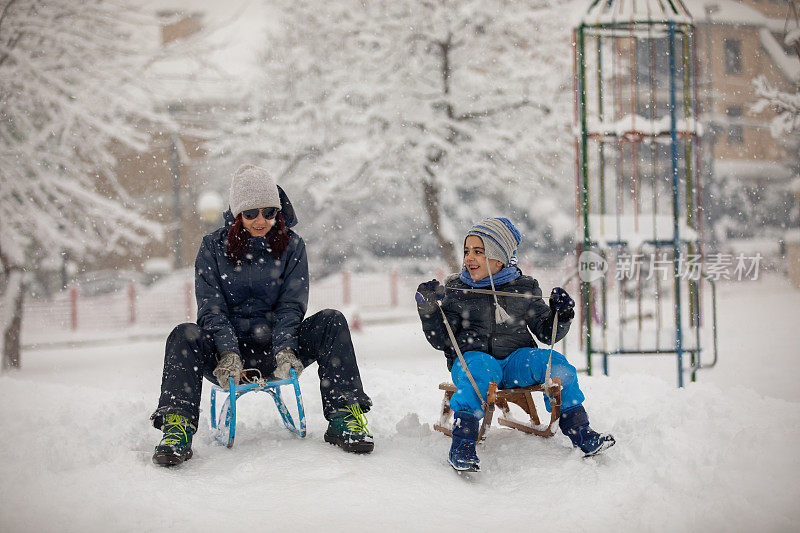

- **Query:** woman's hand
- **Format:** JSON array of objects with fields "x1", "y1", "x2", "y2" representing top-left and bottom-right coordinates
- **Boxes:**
[
  {"x1": 213, "y1": 351, "x2": 243, "y2": 390},
  {"x1": 273, "y1": 348, "x2": 303, "y2": 380}
]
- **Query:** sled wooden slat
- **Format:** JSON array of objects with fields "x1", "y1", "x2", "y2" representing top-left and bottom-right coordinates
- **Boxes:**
[
  {"x1": 432, "y1": 384, "x2": 456, "y2": 436},
  {"x1": 433, "y1": 378, "x2": 562, "y2": 440}
]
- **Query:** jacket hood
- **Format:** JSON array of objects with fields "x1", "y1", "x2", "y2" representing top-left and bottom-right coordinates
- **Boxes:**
[{"x1": 223, "y1": 185, "x2": 298, "y2": 228}]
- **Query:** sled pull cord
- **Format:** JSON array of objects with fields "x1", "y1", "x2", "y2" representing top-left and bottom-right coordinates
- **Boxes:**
[
  {"x1": 444, "y1": 286, "x2": 560, "y2": 399},
  {"x1": 437, "y1": 302, "x2": 487, "y2": 410},
  {"x1": 545, "y1": 311, "x2": 559, "y2": 404},
  {"x1": 446, "y1": 268, "x2": 579, "y2": 300},
  {"x1": 240, "y1": 368, "x2": 262, "y2": 385},
  {"x1": 444, "y1": 270, "x2": 577, "y2": 406}
]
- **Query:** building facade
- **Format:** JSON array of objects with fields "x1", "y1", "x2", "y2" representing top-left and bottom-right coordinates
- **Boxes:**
[
  {"x1": 85, "y1": 11, "x2": 235, "y2": 276},
  {"x1": 690, "y1": 0, "x2": 799, "y2": 243}
]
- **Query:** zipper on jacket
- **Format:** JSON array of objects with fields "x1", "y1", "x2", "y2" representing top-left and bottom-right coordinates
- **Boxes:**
[{"x1": 488, "y1": 293, "x2": 496, "y2": 355}]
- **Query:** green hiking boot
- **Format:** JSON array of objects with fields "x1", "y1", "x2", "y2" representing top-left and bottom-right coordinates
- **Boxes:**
[
  {"x1": 152, "y1": 413, "x2": 195, "y2": 467},
  {"x1": 324, "y1": 404, "x2": 374, "y2": 453}
]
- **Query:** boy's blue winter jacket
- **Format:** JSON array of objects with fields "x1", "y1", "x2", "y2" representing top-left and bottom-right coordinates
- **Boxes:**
[
  {"x1": 418, "y1": 272, "x2": 571, "y2": 370},
  {"x1": 194, "y1": 186, "x2": 308, "y2": 357}
]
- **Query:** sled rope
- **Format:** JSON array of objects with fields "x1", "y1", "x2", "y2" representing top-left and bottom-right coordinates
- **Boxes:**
[
  {"x1": 238, "y1": 368, "x2": 261, "y2": 384},
  {"x1": 437, "y1": 302, "x2": 487, "y2": 410},
  {"x1": 544, "y1": 311, "x2": 559, "y2": 404},
  {"x1": 446, "y1": 286, "x2": 545, "y2": 299},
  {"x1": 445, "y1": 268, "x2": 579, "y2": 300},
  {"x1": 439, "y1": 269, "x2": 578, "y2": 407}
]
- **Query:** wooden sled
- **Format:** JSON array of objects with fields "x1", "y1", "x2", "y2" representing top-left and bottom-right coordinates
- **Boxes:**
[{"x1": 433, "y1": 377, "x2": 562, "y2": 441}]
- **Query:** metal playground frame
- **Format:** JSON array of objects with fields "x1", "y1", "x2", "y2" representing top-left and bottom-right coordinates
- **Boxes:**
[{"x1": 572, "y1": 0, "x2": 718, "y2": 387}]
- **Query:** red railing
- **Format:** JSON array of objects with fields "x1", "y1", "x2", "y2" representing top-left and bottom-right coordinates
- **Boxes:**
[{"x1": 22, "y1": 269, "x2": 427, "y2": 335}]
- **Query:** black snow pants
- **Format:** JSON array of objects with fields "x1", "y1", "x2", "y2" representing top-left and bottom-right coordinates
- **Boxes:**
[{"x1": 150, "y1": 309, "x2": 372, "y2": 430}]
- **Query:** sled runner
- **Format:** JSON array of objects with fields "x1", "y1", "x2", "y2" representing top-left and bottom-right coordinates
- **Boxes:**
[
  {"x1": 210, "y1": 369, "x2": 306, "y2": 448},
  {"x1": 433, "y1": 377, "x2": 562, "y2": 441}
]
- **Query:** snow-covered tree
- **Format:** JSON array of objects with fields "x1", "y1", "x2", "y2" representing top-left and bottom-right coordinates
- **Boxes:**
[
  {"x1": 214, "y1": 0, "x2": 575, "y2": 273},
  {"x1": 0, "y1": 0, "x2": 168, "y2": 369},
  {"x1": 751, "y1": 24, "x2": 800, "y2": 236},
  {"x1": 753, "y1": 76, "x2": 800, "y2": 139}
]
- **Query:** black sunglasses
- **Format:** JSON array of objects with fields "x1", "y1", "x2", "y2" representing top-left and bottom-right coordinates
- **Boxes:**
[{"x1": 242, "y1": 207, "x2": 279, "y2": 220}]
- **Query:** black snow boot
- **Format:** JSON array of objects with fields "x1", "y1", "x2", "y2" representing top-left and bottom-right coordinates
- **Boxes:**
[
  {"x1": 559, "y1": 405, "x2": 615, "y2": 457},
  {"x1": 448, "y1": 411, "x2": 480, "y2": 472},
  {"x1": 152, "y1": 413, "x2": 195, "y2": 466},
  {"x1": 324, "y1": 404, "x2": 374, "y2": 453}
]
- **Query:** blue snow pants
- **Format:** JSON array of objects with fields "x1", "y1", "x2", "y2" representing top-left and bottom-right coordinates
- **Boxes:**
[{"x1": 450, "y1": 348, "x2": 585, "y2": 419}]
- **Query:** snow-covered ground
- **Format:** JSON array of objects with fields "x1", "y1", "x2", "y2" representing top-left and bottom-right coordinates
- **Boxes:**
[{"x1": 1, "y1": 276, "x2": 799, "y2": 532}]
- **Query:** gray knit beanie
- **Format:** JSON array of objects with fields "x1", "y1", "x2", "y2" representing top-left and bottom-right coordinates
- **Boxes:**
[
  {"x1": 466, "y1": 217, "x2": 522, "y2": 266},
  {"x1": 228, "y1": 164, "x2": 281, "y2": 218}
]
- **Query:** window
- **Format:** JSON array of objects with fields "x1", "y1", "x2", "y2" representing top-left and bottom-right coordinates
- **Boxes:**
[
  {"x1": 726, "y1": 106, "x2": 744, "y2": 145},
  {"x1": 724, "y1": 39, "x2": 742, "y2": 74}
]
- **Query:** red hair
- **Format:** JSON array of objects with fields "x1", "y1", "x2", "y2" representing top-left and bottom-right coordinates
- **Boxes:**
[{"x1": 226, "y1": 212, "x2": 290, "y2": 263}]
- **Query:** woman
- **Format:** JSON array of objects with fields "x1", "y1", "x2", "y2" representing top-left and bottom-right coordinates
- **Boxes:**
[
  {"x1": 415, "y1": 217, "x2": 614, "y2": 472},
  {"x1": 151, "y1": 164, "x2": 373, "y2": 466}
]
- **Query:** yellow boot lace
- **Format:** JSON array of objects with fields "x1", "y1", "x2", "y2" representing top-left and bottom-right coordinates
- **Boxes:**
[
  {"x1": 162, "y1": 414, "x2": 191, "y2": 445},
  {"x1": 344, "y1": 404, "x2": 369, "y2": 434}
]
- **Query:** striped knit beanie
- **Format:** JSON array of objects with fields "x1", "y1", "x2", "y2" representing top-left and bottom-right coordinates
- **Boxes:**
[{"x1": 466, "y1": 217, "x2": 522, "y2": 267}]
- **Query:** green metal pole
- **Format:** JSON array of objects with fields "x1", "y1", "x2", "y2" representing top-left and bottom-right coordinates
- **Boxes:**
[
  {"x1": 578, "y1": 24, "x2": 593, "y2": 376},
  {"x1": 681, "y1": 25, "x2": 699, "y2": 380},
  {"x1": 668, "y1": 22, "x2": 685, "y2": 388},
  {"x1": 597, "y1": 36, "x2": 607, "y2": 218},
  {"x1": 596, "y1": 34, "x2": 608, "y2": 357}
]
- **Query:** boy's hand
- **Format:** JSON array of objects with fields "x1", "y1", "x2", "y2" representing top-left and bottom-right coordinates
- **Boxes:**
[
  {"x1": 415, "y1": 279, "x2": 445, "y2": 313},
  {"x1": 549, "y1": 287, "x2": 575, "y2": 321}
]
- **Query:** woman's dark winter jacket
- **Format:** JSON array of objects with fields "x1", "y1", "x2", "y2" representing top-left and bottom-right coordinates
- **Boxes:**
[
  {"x1": 418, "y1": 272, "x2": 571, "y2": 370},
  {"x1": 194, "y1": 186, "x2": 308, "y2": 357}
]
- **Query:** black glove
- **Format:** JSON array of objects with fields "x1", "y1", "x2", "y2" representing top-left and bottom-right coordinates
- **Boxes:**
[
  {"x1": 415, "y1": 279, "x2": 445, "y2": 313},
  {"x1": 549, "y1": 287, "x2": 575, "y2": 321}
]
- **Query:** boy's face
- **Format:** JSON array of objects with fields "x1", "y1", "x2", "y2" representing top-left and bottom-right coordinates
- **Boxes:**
[{"x1": 464, "y1": 235, "x2": 504, "y2": 281}]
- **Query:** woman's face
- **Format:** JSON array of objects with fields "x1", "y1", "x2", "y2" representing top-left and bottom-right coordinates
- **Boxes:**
[
  {"x1": 240, "y1": 208, "x2": 276, "y2": 237},
  {"x1": 464, "y1": 235, "x2": 503, "y2": 281}
]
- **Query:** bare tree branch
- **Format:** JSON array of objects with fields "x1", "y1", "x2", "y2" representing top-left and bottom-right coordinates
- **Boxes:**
[{"x1": 456, "y1": 99, "x2": 550, "y2": 121}]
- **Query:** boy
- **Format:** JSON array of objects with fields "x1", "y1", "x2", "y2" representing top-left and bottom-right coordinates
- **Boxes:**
[{"x1": 416, "y1": 217, "x2": 614, "y2": 472}]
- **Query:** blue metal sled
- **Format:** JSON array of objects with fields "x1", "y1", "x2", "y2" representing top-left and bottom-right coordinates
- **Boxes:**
[{"x1": 210, "y1": 369, "x2": 306, "y2": 448}]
